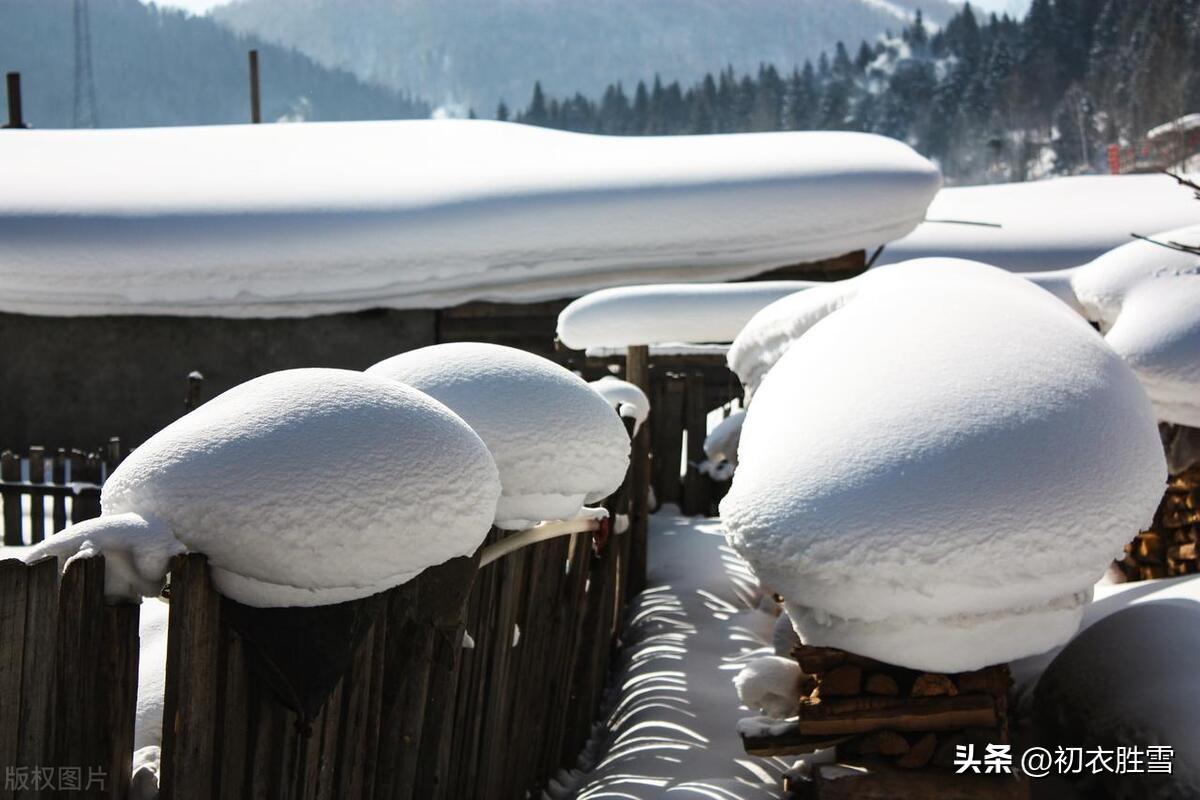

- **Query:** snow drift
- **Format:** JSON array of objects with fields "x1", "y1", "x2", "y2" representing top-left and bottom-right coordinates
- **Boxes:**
[
  {"x1": 28, "y1": 368, "x2": 500, "y2": 606},
  {"x1": 589, "y1": 375, "x2": 650, "y2": 434},
  {"x1": 878, "y1": 174, "x2": 1200, "y2": 271},
  {"x1": 1027, "y1": 223, "x2": 1200, "y2": 428},
  {"x1": 721, "y1": 260, "x2": 1166, "y2": 672},
  {"x1": 368, "y1": 343, "x2": 630, "y2": 529},
  {"x1": 0, "y1": 121, "x2": 940, "y2": 317}
]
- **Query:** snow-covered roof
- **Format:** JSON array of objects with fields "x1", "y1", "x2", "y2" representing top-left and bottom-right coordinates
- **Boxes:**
[
  {"x1": 1147, "y1": 112, "x2": 1200, "y2": 141},
  {"x1": 368, "y1": 343, "x2": 629, "y2": 529},
  {"x1": 0, "y1": 120, "x2": 940, "y2": 317},
  {"x1": 721, "y1": 260, "x2": 1166, "y2": 672},
  {"x1": 878, "y1": 174, "x2": 1200, "y2": 271},
  {"x1": 29, "y1": 368, "x2": 501, "y2": 607},
  {"x1": 557, "y1": 281, "x2": 817, "y2": 349}
]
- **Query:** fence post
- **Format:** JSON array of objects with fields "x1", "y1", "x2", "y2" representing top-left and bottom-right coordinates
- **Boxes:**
[
  {"x1": 159, "y1": 554, "x2": 221, "y2": 800},
  {"x1": 1, "y1": 451, "x2": 20, "y2": 546},
  {"x1": 28, "y1": 447, "x2": 44, "y2": 544},
  {"x1": 4, "y1": 73, "x2": 26, "y2": 129},
  {"x1": 16, "y1": 557, "x2": 58, "y2": 798},
  {"x1": 626, "y1": 345, "x2": 650, "y2": 595},
  {"x1": 248, "y1": 51, "x2": 261, "y2": 124},
  {"x1": 681, "y1": 372, "x2": 710, "y2": 516},
  {"x1": 0, "y1": 559, "x2": 28, "y2": 782}
]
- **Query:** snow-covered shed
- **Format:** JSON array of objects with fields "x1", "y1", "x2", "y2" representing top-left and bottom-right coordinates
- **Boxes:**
[{"x1": 0, "y1": 119, "x2": 939, "y2": 448}]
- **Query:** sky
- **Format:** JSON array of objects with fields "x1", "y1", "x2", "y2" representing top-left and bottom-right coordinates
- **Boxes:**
[{"x1": 147, "y1": 0, "x2": 1034, "y2": 17}]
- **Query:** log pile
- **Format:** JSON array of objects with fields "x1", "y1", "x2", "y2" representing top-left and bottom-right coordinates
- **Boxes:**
[
  {"x1": 741, "y1": 645, "x2": 1026, "y2": 799},
  {"x1": 1118, "y1": 464, "x2": 1200, "y2": 581}
]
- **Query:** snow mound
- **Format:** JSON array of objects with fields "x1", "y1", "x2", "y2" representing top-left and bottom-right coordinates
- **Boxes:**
[
  {"x1": 703, "y1": 410, "x2": 745, "y2": 468},
  {"x1": 0, "y1": 121, "x2": 939, "y2": 317},
  {"x1": 1035, "y1": 601, "x2": 1200, "y2": 797},
  {"x1": 32, "y1": 368, "x2": 500, "y2": 606},
  {"x1": 368, "y1": 344, "x2": 629, "y2": 529},
  {"x1": 721, "y1": 260, "x2": 1166, "y2": 672},
  {"x1": 879, "y1": 174, "x2": 1200, "y2": 271},
  {"x1": 589, "y1": 375, "x2": 649, "y2": 434},
  {"x1": 734, "y1": 655, "x2": 804, "y2": 719},
  {"x1": 1058, "y1": 224, "x2": 1200, "y2": 428},
  {"x1": 558, "y1": 281, "x2": 818, "y2": 349}
]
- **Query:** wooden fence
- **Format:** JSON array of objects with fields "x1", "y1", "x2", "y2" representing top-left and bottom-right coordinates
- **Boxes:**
[
  {"x1": 0, "y1": 423, "x2": 642, "y2": 800},
  {"x1": 1, "y1": 441, "x2": 122, "y2": 547}
]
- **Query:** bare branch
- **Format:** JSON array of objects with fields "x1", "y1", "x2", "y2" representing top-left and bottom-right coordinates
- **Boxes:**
[
  {"x1": 1131, "y1": 233, "x2": 1200, "y2": 256},
  {"x1": 1162, "y1": 169, "x2": 1200, "y2": 201}
]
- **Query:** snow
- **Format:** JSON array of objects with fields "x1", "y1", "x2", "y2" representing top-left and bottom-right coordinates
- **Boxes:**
[
  {"x1": 557, "y1": 282, "x2": 819, "y2": 350},
  {"x1": 721, "y1": 260, "x2": 1166, "y2": 672},
  {"x1": 1048, "y1": 224, "x2": 1200, "y2": 428},
  {"x1": 0, "y1": 122, "x2": 940, "y2": 318},
  {"x1": 1034, "y1": 597, "x2": 1200, "y2": 796},
  {"x1": 589, "y1": 376, "x2": 650, "y2": 435},
  {"x1": 703, "y1": 410, "x2": 745, "y2": 469},
  {"x1": 556, "y1": 511, "x2": 788, "y2": 799},
  {"x1": 1147, "y1": 112, "x2": 1200, "y2": 140},
  {"x1": 29, "y1": 368, "x2": 501, "y2": 607},
  {"x1": 733, "y1": 656, "x2": 804, "y2": 719},
  {"x1": 878, "y1": 174, "x2": 1200, "y2": 271},
  {"x1": 367, "y1": 344, "x2": 629, "y2": 530}
]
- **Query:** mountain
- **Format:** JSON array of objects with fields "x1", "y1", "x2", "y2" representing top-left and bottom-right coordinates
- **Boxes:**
[
  {"x1": 0, "y1": 0, "x2": 428, "y2": 129},
  {"x1": 211, "y1": 0, "x2": 959, "y2": 117}
]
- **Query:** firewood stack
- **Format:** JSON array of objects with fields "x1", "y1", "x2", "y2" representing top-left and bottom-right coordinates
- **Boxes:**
[
  {"x1": 1118, "y1": 464, "x2": 1200, "y2": 581},
  {"x1": 742, "y1": 645, "x2": 1027, "y2": 799}
]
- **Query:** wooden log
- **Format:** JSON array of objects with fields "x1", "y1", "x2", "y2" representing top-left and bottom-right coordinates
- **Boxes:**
[
  {"x1": 27, "y1": 447, "x2": 44, "y2": 545},
  {"x1": 216, "y1": 631, "x2": 252, "y2": 800},
  {"x1": 15, "y1": 557, "x2": 58, "y2": 799},
  {"x1": 159, "y1": 554, "x2": 222, "y2": 800},
  {"x1": 817, "y1": 665, "x2": 863, "y2": 697},
  {"x1": 895, "y1": 732, "x2": 938, "y2": 769},
  {"x1": 796, "y1": 694, "x2": 998, "y2": 736},
  {"x1": 852, "y1": 730, "x2": 910, "y2": 757},
  {"x1": 912, "y1": 674, "x2": 958, "y2": 698},
  {"x1": 739, "y1": 718, "x2": 853, "y2": 757},
  {"x1": 865, "y1": 673, "x2": 900, "y2": 696},
  {"x1": 955, "y1": 666, "x2": 1012, "y2": 697},
  {"x1": 1, "y1": 451, "x2": 21, "y2": 545},
  {"x1": 54, "y1": 556, "x2": 106, "y2": 796},
  {"x1": 0, "y1": 559, "x2": 29, "y2": 786},
  {"x1": 795, "y1": 645, "x2": 887, "y2": 675}
]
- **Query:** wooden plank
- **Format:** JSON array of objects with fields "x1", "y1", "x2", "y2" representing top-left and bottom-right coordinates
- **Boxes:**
[
  {"x1": 369, "y1": 579, "x2": 425, "y2": 798},
  {"x1": 54, "y1": 556, "x2": 106, "y2": 797},
  {"x1": 14, "y1": 557, "x2": 58, "y2": 799},
  {"x1": 216, "y1": 630, "x2": 252, "y2": 800},
  {"x1": 332, "y1": 622, "x2": 379, "y2": 800},
  {"x1": 651, "y1": 374, "x2": 686, "y2": 509},
  {"x1": 100, "y1": 602, "x2": 140, "y2": 800},
  {"x1": 0, "y1": 559, "x2": 29, "y2": 794},
  {"x1": 27, "y1": 448, "x2": 44, "y2": 545},
  {"x1": 626, "y1": 345, "x2": 650, "y2": 597},
  {"x1": 795, "y1": 695, "x2": 998, "y2": 736},
  {"x1": 1, "y1": 451, "x2": 21, "y2": 546},
  {"x1": 52, "y1": 450, "x2": 68, "y2": 533},
  {"x1": 159, "y1": 554, "x2": 222, "y2": 800}
]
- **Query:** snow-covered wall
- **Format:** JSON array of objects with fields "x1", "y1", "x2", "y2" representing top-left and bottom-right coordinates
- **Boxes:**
[{"x1": 0, "y1": 120, "x2": 939, "y2": 317}]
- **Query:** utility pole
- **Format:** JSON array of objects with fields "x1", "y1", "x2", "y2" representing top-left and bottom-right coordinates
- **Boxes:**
[
  {"x1": 4, "y1": 73, "x2": 27, "y2": 129},
  {"x1": 249, "y1": 50, "x2": 261, "y2": 123}
]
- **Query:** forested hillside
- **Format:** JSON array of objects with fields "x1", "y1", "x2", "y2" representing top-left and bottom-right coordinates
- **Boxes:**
[
  {"x1": 512, "y1": 0, "x2": 1200, "y2": 182},
  {"x1": 0, "y1": 0, "x2": 428, "y2": 128},
  {"x1": 213, "y1": 0, "x2": 958, "y2": 118}
]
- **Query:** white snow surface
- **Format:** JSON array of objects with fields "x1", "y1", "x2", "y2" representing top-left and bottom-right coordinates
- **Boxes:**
[
  {"x1": 0, "y1": 121, "x2": 939, "y2": 317},
  {"x1": 1031, "y1": 224, "x2": 1200, "y2": 428},
  {"x1": 704, "y1": 411, "x2": 745, "y2": 468},
  {"x1": 589, "y1": 376, "x2": 650, "y2": 435},
  {"x1": 557, "y1": 282, "x2": 819, "y2": 350},
  {"x1": 721, "y1": 260, "x2": 1166, "y2": 672},
  {"x1": 558, "y1": 511, "x2": 787, "y2": 799},
  {"x1": 367, "y1": 344, "x2": 629, "y2": 529},
  {"x1": 878, "y1": 174, "x2": 1199, "y2": 271},
  {"x1": 733, "y1": 656, "x2": 804, "y2": 720},
  {"x1": 32, "y1": 368, "x2": 501, "y2": 607}
]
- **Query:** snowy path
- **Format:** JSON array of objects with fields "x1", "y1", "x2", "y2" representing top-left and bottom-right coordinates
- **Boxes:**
[{"x1": 558, "y1": 510, "x2": 789, "y2": 800}]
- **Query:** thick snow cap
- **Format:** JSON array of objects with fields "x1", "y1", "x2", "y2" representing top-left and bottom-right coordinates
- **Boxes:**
[
  {"x1": 0, "y1": 122, "x2": 939, "y2": 317},
  {"x1": 721, "y1": 259, "x2": 1166, "y2": 672},
  {"x1": 368, "y1": 344, "x2": 630, "y2": 529},
  {"x1": 1061, "y1": 224, "x2": 1200, "y2": 428},
  {"x1": 33, "y1": 368, "x2": 501, "y2": 607}
]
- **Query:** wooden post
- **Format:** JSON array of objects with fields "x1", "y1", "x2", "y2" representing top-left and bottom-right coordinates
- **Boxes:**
[
  {"x1": 184, "y1": 371, "x2": 204, "y2": 411},
  {"x1": 27, "y1": 447, "x2": 44, "y2": 545},
  {"x1": 0, "y1": 559, "x2": 29, "y2": 784},
  {"x1": 54, "y1": 556, "x2": 106, "y2": 793},
  {"x1": 52, "y1": 449, "x2": 68, "y2": 533},
  {"x1": 626, "y1": 345, "x2": 650, "y2": 596},
  {"x1": 16, "y1": 557, "x2": 58, "y2": 797},
  {"x1": 4, "y1": 73, "x2": 26, "y2": 129},
  {"x1": 159, "y1": 554, "x2": 222, "y2": 800},
  {"x1": 681, "y1": 373, "x2": 710, "y2": 516},
  {"x1": 1, "y1": 450, "x2": 21, "y2": 546},
  {"x1": 248, "y1": 50, "x2": 262, "y2": 124}
]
